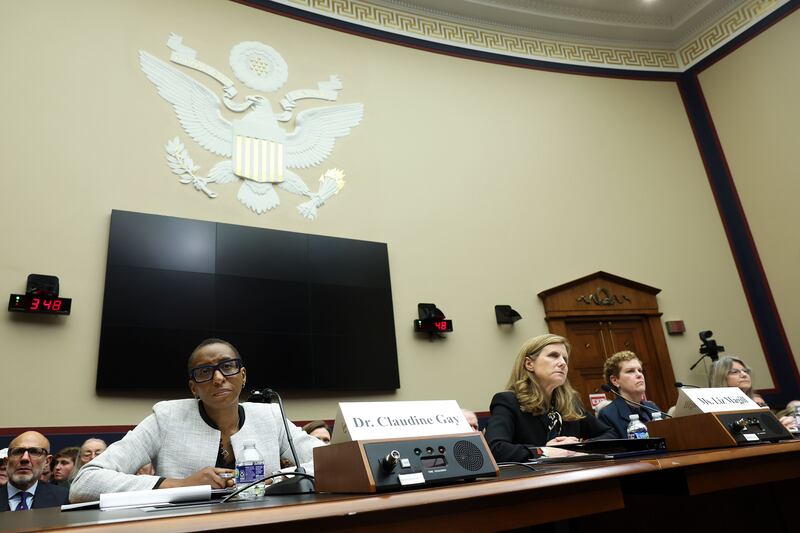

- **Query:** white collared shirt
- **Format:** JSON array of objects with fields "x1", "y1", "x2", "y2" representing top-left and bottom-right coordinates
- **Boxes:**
[{"x1": 6, "y1": 480, "x2": 38, "y2": 511}]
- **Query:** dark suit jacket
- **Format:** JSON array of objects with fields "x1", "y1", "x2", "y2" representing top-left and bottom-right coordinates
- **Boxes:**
[
  {"x1": 0, "y1": 482, "x2": 69, "y2": 512},
  {"x1": 485, "y1": 391, "x2": 615, "y2": 463},
  {"x1": 597, "y1": 395, "x2": 661, "y2": 439}
]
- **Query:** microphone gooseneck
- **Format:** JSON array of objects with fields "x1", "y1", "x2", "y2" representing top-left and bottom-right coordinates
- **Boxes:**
[
  {"x1": 599, "y1": 384, "x2": 672, "y2": 419},
  {"x1": 260, "y1": 388, "x2": 316, "y2": 495},
  {"x1": 675, "y1": 382, "x2": 701, "y2": 389}
]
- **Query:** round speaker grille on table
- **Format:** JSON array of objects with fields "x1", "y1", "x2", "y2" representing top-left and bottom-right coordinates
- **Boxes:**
[{"x1": 454, "y1": 440, "x2": 484, "y2": 471}]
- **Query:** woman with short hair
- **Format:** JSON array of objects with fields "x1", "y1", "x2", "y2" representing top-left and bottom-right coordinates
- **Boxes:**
[
  {"x1": 70, "y1": 338, "x2": 323, "y2": 502},
  {"x1": 598, "y1": 351, "x2": 662, "y2": 439},
  {"x1": 485, "y1": 334, "x2": 614, "y2": 462}
]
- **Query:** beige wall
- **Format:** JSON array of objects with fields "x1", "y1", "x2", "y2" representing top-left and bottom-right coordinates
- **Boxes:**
[
  {"x1": 698, "y1": 9, "x2": 800, "y2": 383},
  {"x1": 0, "y1": 0, "x2": 767, "y2": 427}
]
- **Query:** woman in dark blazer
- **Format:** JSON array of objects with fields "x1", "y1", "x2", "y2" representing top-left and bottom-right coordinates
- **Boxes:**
[
  {"x1": 485, "y1": 334, "x2": 614, "y2": 463},
  {"x1": 598, "y1": 351, "x2": 662, "y2": 439}
]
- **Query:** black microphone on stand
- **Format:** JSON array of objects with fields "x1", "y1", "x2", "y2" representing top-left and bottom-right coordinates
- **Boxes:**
[
  {"x1": 260, "y1": 388, "x2": 316, "y2": 495},
  {"x1": 675, "y1": 382, "x2": 701, "y2": 389},
  {"x1": 599, "y1": 384, "x2": 672, "y2": 419}
]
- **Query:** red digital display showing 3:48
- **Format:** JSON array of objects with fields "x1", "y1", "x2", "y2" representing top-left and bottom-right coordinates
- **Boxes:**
[
  {"x1": 8, "y1": 294, "x2": 72, "y2": 315},
  {"x1": 31, "y1": 297, "x2": 64, "y2": 311}
]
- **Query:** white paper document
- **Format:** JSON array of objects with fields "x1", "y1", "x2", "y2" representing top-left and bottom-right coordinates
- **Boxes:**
[{"x1": 99, "y1": 484, "x2": 211, "y2": 510}]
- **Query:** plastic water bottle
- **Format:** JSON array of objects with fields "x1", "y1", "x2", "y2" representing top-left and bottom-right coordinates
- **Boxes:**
[
  {"x1": 626, "y1": 414, "x2": 649, "y2": 439},
  {"x1": 236, "y1": 440, "x2": 265, "y2": 499},
  {"x1": 651, "y1": 411, "x2": 662, "y2": 422}
]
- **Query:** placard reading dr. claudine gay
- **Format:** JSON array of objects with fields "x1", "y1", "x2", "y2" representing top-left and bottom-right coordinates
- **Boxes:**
[{"x1": 330, "y1": 400, "x2": 473, "y2": 444}]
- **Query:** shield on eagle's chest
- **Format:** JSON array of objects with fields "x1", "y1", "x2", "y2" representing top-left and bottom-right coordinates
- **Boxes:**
[{"x1": 232, "y1": 121, "x2": 285, "y2": 183}]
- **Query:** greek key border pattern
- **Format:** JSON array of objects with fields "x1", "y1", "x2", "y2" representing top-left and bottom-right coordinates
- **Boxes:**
[
  {"x1": 283, "y1": 0, "x2": 786, "y2": 71},
  {"x1": 678, "y1": 0, "x2": 782, "y2": 66},
  {"x1": 287, "y1": 0, "x2": 678, "y2": 70}
]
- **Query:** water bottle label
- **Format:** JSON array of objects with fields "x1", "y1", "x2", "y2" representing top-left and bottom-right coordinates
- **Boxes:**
[
  {"x1": 628, "y1": 429, "x2": 649, "y2": 439},
  {"x1": 237, "y1": 463, "x2": 265, "y2": 484}
]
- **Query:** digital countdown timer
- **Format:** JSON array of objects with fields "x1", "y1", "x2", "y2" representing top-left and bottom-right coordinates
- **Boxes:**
[
  {"x1": 413, "y1": 319, "x2": 453, "y2": 333},
  {"x1": 8, "y1": 294, "x2": 72, "y2": 315}
]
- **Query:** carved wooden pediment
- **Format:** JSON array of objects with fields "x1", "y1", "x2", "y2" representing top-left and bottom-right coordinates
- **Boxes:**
[
  {"x1": 538, "y1": 271, "x2": 677, "y2": 407},
  {"x1": 538, "y1": 271, "x2": 661, "y2": 317}
]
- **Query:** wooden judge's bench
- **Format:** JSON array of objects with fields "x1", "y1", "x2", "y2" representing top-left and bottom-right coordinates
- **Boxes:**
[{"x1": 3, "y1": 440, "x2": 798, "y2": 533}]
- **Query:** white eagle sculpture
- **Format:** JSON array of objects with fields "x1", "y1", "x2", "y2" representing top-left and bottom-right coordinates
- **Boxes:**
[{"x1": 139, "y1": 35, "x2": 364, "y2": 219}]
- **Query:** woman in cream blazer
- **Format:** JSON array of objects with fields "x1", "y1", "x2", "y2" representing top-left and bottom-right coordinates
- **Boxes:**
[{"x1": 70, "y1": 339, "x2": 322, "y2": 502}]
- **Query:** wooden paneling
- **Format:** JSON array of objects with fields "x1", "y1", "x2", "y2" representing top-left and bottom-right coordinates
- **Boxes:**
[
  {"x1": 646, "y1": 413, "x2": 737, "y2": 451},
  {"x1": 539, "y1": 272, "x2": 678, "y2": 409},
  {"x1": 538, "y1": 271, "x2": 660, "y2": 317}
]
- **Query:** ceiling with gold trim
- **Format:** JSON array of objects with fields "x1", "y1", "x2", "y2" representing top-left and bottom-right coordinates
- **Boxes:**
[{"x1": 273, "y1": 0, "x2": 790, "y2": 71}]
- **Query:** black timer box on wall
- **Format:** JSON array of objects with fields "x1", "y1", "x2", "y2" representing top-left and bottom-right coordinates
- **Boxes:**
[{"x1": 8, "y1": 274, "x2": 72, "y2": 315}]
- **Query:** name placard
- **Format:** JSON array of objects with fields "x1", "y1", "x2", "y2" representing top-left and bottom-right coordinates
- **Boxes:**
[
  {"x1": 673, "y1": 387, "x2": 761, "y2": 416},
  {"x1": 330, "y1": 400, "x2": 473, "y2": 443},
  {"x1": 588, "y1": 393, "x2": 608, "y2": 411}
]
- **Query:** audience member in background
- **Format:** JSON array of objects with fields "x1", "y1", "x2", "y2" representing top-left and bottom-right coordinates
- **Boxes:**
[
  {"x1": 78, "y1": 439, "x2": 107, "y2": 469},
  {"x1": 68, "y1": 438, "x2": 108, "y2": 485},
  {"x1": 70, "y1": 338, "x2": 323, "y2": 502},
  {"x1": 302, "y1": 420, "x2": 331, "y2": 444},
  {"x1": 462, "y1": 409, "x2": 480, "y2": 432},
  {"x1": 0, "y1": 431, "x2": 69, "y2": 511},
  {"x1": 486, "y1": 334, "x2": 614, "y2": 463},
  {"x1": 0, "y1": 449, "x2": 8, "y2": 486},
  {"x1": 39, "y1": 456, "x2": 53, "y2": 483},
  {"x1": 52, "y1": 447, "x2": 79, "y2": 487},
  {"x1": 598, "y1": 351, "x2": 663, "y2": 438},
  {"x1": 776, "y1": 400, "x2": 800, "y2": 421},
  {"x1": 709, "y1": 356, "x2": 796, "y2": 429}
]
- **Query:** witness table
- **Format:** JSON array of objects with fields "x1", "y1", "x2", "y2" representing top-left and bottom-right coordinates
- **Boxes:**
[{"x1": 3, "y1": 440, "x2": 798, "y2": 532}]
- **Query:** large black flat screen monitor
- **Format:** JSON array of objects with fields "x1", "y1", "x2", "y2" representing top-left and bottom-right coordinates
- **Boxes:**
[{"x1": 97, "y1": 210, "x2": 399, "y2": 392}]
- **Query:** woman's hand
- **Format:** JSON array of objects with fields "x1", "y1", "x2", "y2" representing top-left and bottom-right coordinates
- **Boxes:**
[
  {"x1": 546, "y1": 436, "x2": 580, "y2": 446},
  {"x1": 779, "y1": 415, "x2": 797, "y2": 430},
  {"x1": 159, "y1": 467, "x2": 237, "y2": 489}
]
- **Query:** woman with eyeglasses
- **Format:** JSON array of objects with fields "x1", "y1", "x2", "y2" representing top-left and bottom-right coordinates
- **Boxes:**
[
  {"x1": 70, "y1": 338, "x2": 323, "y2": 502},
  {"x1": 485, "y1": 334, "x2": 614, "y2": 463},
  {"x1": 708, "y1": 355, "x2": 796, "y2": 429},
  {"x1": 708, "y1": 356, "x2": 763, "y2": 404}
]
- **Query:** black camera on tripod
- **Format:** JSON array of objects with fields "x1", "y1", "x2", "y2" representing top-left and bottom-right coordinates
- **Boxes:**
[
  {"x1": 690, "y1": 330, "x2": 725, "y2": 371},
  {"x1": 698, "y1": 330, "x2": 724, "y2": 361}
]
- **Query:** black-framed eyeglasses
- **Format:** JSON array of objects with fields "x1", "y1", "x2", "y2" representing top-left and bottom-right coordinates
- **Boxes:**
[
  {"x1": 9, "y1": 447, "x2": 48, "y2": 459},
  {"x1": 189, "y1": 359, "x2": 243, "y2": 383}
]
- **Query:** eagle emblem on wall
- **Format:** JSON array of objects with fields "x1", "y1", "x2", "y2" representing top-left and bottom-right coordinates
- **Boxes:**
[{"x1": 139, "y1": 34, "x2": 364, "y2": 219}]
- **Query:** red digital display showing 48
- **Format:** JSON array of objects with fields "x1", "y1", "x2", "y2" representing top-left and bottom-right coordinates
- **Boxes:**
[
  {"x1": 8, "y1": 294, "x2": 72, "y2": 315},
  {"x1": 413, "y1": 319, "x2": 453, "y2": 333}
]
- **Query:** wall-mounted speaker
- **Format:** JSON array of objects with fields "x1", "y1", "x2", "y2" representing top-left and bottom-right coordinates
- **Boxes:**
[{"x1": 495, "y1": 305, "x2": 521, "y2": 324}]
